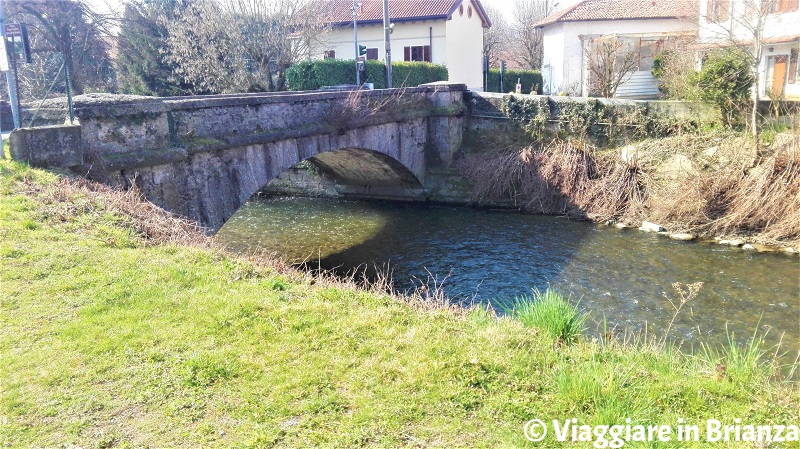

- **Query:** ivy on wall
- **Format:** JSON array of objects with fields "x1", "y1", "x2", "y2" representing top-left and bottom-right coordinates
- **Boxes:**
[{"x1": 498, "y1": 95, "x2": 718, "y2": 145}]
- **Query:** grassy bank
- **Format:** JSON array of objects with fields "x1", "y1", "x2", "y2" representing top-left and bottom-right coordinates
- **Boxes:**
[{"x1": 1, "y1": 160, "x2": 798, "y2": 448}]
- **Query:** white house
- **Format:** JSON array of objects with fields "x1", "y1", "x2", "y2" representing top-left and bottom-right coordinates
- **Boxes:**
[
  {"x1": 311, "y1": 0, "x2": 490, "y2": 90},
  {"x1": 698, "y1": 0, "x2": 800, "y2": 100},
  {"x1": 534, "y1": 0, "x2": 698, "y2": 98}
]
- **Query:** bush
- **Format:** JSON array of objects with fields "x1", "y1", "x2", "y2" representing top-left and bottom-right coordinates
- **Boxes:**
[
  {"x1": 285, "y1": 60, "x2": 447, "y2": 91},
  {"x1": 486, "y1": 68, "x2": 543, "y2": 94},
  {"x1": 652, "y1": 49, "x2": 702, "y2": 101},
  {"x1": 392, "y1": 61, "x2": 448, "y2": 88},
  {"x1": 696, "y1": 48, "x2": 754, "y2": 125}
]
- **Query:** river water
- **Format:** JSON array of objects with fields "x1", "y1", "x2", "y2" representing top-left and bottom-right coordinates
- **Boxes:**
[{"x1": 218, "y1": 196, "x2": 800, "y2": 355}]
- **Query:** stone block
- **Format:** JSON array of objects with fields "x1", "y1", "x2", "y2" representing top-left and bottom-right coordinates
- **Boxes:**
[
  {"x1": 9, "y1": 124, "x2": 84, "y2": 168},
  {"x1": 639, "y1": 221, "x2": 665, "y2": 233}
]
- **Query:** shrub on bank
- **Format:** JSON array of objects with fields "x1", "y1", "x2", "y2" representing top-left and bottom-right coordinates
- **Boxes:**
[
  {"x1": 696, "y1": 48, "x2": 754, "y2": 126},
  {"x1": 285, "y1": 60, "x2": 448, "y2": 90}
]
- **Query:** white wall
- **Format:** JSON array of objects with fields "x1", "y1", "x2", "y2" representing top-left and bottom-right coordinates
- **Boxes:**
[
  {"x1": 542, "y1": 23, "x2": 565, "y2": 94},
  {"x1": 315, "y1": 20, "x2": 447, "y2": 65},
  {"x1": 698, "y1": 2, "x2": 800, "y2": 44},
  {"x1": 541, "y1": 18, "x2": 697, "y2": 96},
  {"x1": 445, "y1": 0, "x2": 486, "y2": 90},
  {"x1": 311, "y1": 3, "x2": 486, "y2": 90}
]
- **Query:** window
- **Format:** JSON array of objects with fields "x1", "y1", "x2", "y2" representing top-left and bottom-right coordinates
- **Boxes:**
[
  {"x1": 404, "y1": 45, "x2": 431, "y2": 62},
  {"x1": 706, "y1": 0, "x2": 729, "y2": 22},
  {"x1": 323, "y1": 50, "x2": 335, "y2": 59},
  {"x1": 770, "y1": 0, "x2": 799, "y2": 13},
  {"x1": 789, "y1": 48, "x2": 798, "y2": 84},
  {"x1": 366, "y1": 48, "x2": 379, "y2": 60}
]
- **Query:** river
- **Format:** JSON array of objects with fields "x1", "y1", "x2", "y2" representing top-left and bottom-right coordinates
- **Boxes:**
[{"x1": 218, "y1": 196, "x2": 800, "y2": 356}]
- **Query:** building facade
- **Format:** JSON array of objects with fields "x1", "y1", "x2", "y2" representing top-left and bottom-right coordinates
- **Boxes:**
[
  {"x1": 698, "y1": 0, "x2": 800, "y2": 100},
  {"x1": 312, "y1": 0, "x2": 490, "y2": 90},
  {"x1": 535, "y1": 0, "x2": 698, "y2": 98}
]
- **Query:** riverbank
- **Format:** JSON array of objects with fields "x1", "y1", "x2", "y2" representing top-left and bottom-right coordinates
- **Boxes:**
[
  {"x1": 1, "y1": 160, "x2": 798, "y2": 447},
  {"x1": 458, "y1": 131, "x2": 800, "y2": 251}
]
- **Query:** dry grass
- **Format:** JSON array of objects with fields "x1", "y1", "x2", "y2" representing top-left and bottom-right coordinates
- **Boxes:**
[
  {"x1": 17, "y1": 172, "x2": 211, "y2": 247},
  {"x1": 458, "y1": 140, "x2": 648, "y2": 222},
  {"x1": 716, "y1": 143, "x2": 800, "y2": 242},
  {"x1": 458, "y1": 134, "x2": 800, "y2": 247},
  {"x1": 647, "y1": 136, "x2": 800, "y2": 245}
]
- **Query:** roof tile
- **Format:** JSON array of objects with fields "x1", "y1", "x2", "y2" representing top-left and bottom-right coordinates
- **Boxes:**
[
  {"x1": 323, "y1": 0, "x2": 489, "y2": 27},
  {"x1": 533, "y1": 0, "x2": 698, "y2": 27}
]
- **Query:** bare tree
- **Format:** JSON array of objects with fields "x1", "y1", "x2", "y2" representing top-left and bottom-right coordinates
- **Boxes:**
[
  {"x1": 164, "y1": 0, "x2": 326, "y2": 94},
  {"x1": 585, "y1": 36, "x2": 639, "y2": 98},
  {"x1": 507, "y1": 0, "x2": 554, "y2": 70},
  {"x1": 482, "y1": 4, "x2": 509, "y2": 66},
  {"x1": 4, "y1": 0, "x2": 117, "y2": 97}
]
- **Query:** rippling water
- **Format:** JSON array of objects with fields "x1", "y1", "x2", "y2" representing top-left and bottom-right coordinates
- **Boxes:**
[{"x1": 218, "y1": 197, "x2": 800, "y2": 354}]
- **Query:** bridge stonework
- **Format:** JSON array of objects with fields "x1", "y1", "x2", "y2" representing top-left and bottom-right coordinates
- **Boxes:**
[
  {"x1": 10, "y1": 87, "x2": 708, "y2": 230},
  {"x1": 12, "y1": 84, "x2": 466, "y2": 230}
]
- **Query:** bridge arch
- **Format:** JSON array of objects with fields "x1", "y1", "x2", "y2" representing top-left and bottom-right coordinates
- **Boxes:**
[
  {"x1": 128, "y1": 129, "x2": 427, "y2": 231},
  {"x1": 304, "y1": 147, "x2": 423, "y2": 189}
]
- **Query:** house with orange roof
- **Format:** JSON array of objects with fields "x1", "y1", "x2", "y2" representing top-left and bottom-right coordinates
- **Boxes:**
[
  {"x1": 311, "y1": 0, "x2": 491, "y2": 90},
  {"x1": 534, "y1": 0, "x2": 698, "y2": 98}
]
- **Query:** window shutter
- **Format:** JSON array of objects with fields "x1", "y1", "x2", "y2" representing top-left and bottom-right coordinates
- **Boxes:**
[
  {"x1": 424, "y1": 45, "x2": 431, "y2": 62},
  {"x1": 404, "y1": 46, "x2": 411, "y2": 61},
  {"x1": 706, "y1": 0, "x2": 713, "y2": 22},
  {"x1": 720, "y1": 0, "x2": 729, "y2": 21},
  {"x1": 789, "y1": 49, "x2": 798, "y2": 84}
]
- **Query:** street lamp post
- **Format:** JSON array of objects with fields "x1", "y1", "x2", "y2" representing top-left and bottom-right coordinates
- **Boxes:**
[
  {"x1": 352, "y1": 0, "x2": 361, "y2": 86},
  {"x1": 383, "y1": 0, "x2": 392, "y2": 88},
  {"x1": 0, "y1": 0, "x2": 21, "y2": 134}
]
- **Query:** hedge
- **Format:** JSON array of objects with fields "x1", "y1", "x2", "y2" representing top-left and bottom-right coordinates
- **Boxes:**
[
  {"x1": 285, "y1": 59, "x2": 448, "y2": 91},
  {"x1": 486, "y1": 68, "x2": 543, "y2": 94}
]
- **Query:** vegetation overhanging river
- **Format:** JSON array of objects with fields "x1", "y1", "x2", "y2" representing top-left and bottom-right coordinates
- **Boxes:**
[{"x1": 218, "y1": 196, "x2": 800, "y2": 356}]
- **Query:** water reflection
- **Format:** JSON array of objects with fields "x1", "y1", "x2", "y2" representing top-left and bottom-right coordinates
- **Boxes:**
[
  {"x1": 218, "y1": 197, "x2": 800, "y2": 354},
  {"x1": 217, "y1": 196, "x2": 390, "y2": 261}
]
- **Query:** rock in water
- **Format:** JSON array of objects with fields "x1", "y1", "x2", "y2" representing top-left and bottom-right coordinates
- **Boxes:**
[{"x1": 639, "y1": 221, "x2": 665, "y2": 233}]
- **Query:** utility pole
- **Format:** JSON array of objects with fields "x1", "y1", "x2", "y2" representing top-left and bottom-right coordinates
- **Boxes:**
[
  {"x1": 352, "y1": 0, "x2": 361, "y2": 86},
  {"x1": 0, "y1": 0, "x2": 21, "y2": 134},
  {"x1": 383, "y1": 0, "x2": 392, "y2": 88}
]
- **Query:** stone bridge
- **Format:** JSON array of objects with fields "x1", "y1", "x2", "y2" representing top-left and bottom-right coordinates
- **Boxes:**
[
  {"x1": 9, "y1": 86, "x2": 711, "y2": 230},
  {"x1": 10, "y1": 84, "x2": 467, "y2": 230}
]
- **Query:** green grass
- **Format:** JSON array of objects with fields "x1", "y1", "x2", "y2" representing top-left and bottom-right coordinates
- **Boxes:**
[
  {"x1": 1, "y1": 160, "x2": 798, "y2": 448},
  {"x1": 503, "y1": 289, "x2": 587, "y2": 345}
]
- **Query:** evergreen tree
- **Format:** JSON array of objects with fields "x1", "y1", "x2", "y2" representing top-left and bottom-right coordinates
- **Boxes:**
[{"x1": 116, "y1": 0, "x2": 191, "y2": 96}]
